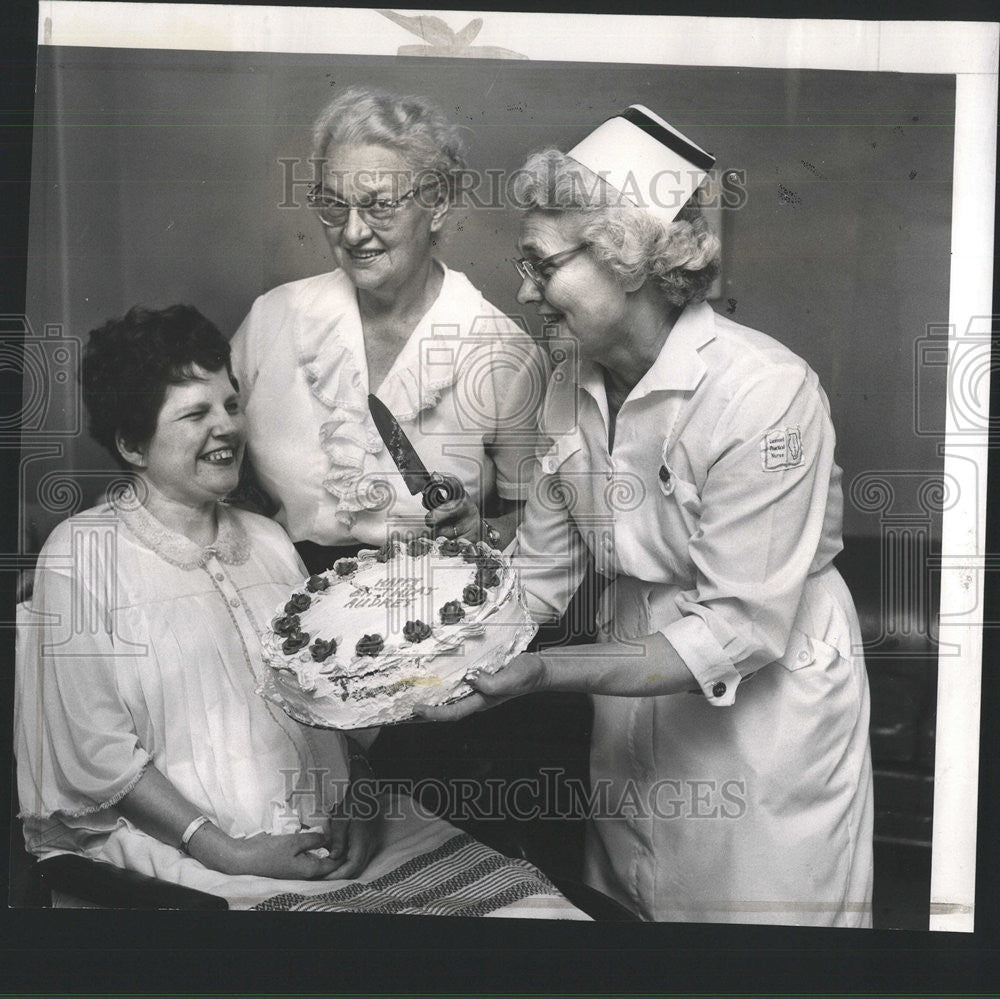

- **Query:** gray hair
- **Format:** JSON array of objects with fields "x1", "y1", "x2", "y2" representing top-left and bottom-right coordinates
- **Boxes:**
[
  {"x1": 311, "y1": 86, "x2": 467, "y2": 202},
  {"x1": 512, "y1": 149, "x2": 721, "y2": 307}
]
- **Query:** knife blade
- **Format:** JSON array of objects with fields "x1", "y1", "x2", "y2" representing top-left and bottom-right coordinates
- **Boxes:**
[{"x1": 367, "y1": 393, "x2": 465, "y2": 511}]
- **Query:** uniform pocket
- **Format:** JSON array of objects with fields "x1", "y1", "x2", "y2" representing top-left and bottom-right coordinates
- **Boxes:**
[
  {"x1": 776, "y1": 628, "x2": 840, "y2": 672},
  {"x1": 596, "y1": 576, "x2": 651, "y2": 643}
]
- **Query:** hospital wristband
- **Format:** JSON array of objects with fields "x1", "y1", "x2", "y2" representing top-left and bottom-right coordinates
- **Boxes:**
[{"x1": 180, "y1": 814, "x2": 211, "y2": 853}]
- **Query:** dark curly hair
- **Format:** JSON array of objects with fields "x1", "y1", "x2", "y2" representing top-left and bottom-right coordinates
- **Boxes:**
[{"x1": 80, "y1": 305, "x2": 237, "y2": 470}]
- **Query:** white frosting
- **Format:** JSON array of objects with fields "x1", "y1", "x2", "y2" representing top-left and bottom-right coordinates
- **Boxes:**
[{"x1": 257, "y1": 538, "x2": 536, "y2": 728}]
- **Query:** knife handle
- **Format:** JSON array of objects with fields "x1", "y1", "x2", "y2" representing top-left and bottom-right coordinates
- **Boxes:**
[{"x1": 421, "y1": 473, "x2": 465, "y2": 511}]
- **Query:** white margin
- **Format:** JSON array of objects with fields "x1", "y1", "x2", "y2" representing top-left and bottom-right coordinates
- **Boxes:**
[
  {"x1": 929, "y1": 67, "x2": 997, "y2": 933},
  {"x1": 33, "y1": 2, "x2": 1000, "y2": 933}
]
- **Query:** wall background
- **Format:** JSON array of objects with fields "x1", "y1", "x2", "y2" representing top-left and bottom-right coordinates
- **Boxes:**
[{"x1": 23, "y1": 46, "x2": 954, "y2": 547}]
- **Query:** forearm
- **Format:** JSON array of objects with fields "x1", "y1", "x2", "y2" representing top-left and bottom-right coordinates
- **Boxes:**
[
  {"x1": 116, "y1": 765, "x2": 242, "y2": 874},
  {"x1": 415, "y1": 632, "x2": 699, "y2": 722},
  {"x1": 116, "y1": 765, "x2": 202, "y2": 848},
  {"x1": 538, "y1": 632, "x2": 697, "y2": 697}
]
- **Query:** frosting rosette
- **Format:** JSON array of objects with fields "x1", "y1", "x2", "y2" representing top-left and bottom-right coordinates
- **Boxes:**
[{"x1": 258, "y1": 537, "x2": 536, "y2": 728}]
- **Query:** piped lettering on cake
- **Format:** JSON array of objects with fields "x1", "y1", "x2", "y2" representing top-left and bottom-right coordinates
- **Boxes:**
[{"x1": 344, "y1": 577, "x2": 434, "y2": 609}]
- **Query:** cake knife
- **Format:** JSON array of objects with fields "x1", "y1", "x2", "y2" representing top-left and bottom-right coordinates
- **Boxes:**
[{"x1": 367, "y1": 393, "x2": 466, "y2": 511}]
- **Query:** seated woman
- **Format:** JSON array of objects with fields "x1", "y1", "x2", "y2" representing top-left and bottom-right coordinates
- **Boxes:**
[{"x1": 13, "y1": 304, "x2": 586, "y2": 917}]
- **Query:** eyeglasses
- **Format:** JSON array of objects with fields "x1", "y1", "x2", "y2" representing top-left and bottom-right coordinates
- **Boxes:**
[
  {"x1": 306, "y1": 182, "x2": 438, "y2": 229},
  {"x1": 513, "y1": 243, "x2": 589, "y2": 290}
]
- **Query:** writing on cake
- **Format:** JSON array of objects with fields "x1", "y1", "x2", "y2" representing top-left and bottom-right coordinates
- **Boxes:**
[{"x1": 344, "y1": 577, "x2": 433, "y2": 609}]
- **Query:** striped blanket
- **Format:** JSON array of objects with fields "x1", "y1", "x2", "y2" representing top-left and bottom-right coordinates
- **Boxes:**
[{"x1": 253, "y1": 831, "x2": 577, "y2": 917}]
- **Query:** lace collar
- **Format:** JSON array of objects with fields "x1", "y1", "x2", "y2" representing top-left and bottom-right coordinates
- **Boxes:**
[{"x1": 113, "y1": 486, "x2": 251, "y2": 570}]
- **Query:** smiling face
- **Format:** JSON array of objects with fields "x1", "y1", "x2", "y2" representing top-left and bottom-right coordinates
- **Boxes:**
[
  {"x1": 121, "y1": 365, "x2": 245, "y2": 512},
  {"x1": 515, "y1": 211, "x2": 633, "y2": 364},
  {"x1": 318, "y1": 142, "x2": 446, "y2": 299}
]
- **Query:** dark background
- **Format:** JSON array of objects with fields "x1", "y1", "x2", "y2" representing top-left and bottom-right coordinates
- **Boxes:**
[{"x1": 1, "y1": 0, "x2": 997, "y2": 995}]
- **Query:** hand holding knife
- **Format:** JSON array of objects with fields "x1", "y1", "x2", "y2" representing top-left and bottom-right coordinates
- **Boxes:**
[{"x1": 368, "y1": 394, "x2": 500, "y2": 545}]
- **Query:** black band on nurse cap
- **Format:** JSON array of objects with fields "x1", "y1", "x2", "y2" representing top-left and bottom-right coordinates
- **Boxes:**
[{"x1": 618, "y1": 107, "x2": 715, "y2": 173}]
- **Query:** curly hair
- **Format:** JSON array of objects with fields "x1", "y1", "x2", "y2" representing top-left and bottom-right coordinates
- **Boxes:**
[
  {"x1": 81, "y1": 305, "x2": 236, "y2": 470},
  {"x1": 311, "y1": 85, "x2": 467, "y2": 204},
  {"x1": 511, "y1": 149, "x2": 720, "y2": 307}
]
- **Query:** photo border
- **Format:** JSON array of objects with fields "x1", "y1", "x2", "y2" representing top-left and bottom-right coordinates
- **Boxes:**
[{"x1": 14, "y1": 0, "x2": 1000, "y2": 944}]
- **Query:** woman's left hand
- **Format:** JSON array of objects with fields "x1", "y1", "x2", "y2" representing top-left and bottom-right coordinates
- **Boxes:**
[
  {"x1": 414, "y1": 652, "x2": 549, "y2": 722},
  {"x1": 424, "y1": 493, "x2": 484, "y2": 543},
  {"x1": 324, "y1": 785, "x2": 383, "y2": 879}
]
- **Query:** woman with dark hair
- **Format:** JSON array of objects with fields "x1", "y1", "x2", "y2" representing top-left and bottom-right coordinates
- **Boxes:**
[
  {"x1": 15, "y1": 305, "x2": 377, "y2": 887},
  {"x1": 420, "y1": 109, "x2": 874, "y2": 927},
  {"x1": 14, "y1": 305, "x2": 586, "y2": 916},
  {"x1": 231, "y1": 85, "x2": 547, "y2": 572}
]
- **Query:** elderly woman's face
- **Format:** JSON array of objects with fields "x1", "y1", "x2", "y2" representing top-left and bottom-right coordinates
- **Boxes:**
[
  {"x1": 515, "y1": 212, "x2": 630, "y2": 363},
  {"x1": 133, "y1": 366, "x2": 245, "y2": 510},
  {"x1": 318, "y1": 142, "x2": 444, "y2": 297}
]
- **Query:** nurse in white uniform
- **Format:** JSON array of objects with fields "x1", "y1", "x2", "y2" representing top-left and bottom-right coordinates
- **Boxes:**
[{"x1": 419, "y1": 107, "x2": 874, "y2": 927}]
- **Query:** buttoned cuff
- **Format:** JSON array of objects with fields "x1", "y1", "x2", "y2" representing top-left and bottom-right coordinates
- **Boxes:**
[{"x1": 660, "y1": 615, "x2": 743, "y2": 707}]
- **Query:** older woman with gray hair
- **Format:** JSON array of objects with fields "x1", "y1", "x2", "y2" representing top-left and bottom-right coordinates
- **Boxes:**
[
  {"x1": 232, "y1": 86, "x2": 545, "y2": 574},
  {"x1": 420, "y1": 107, "x2": 874, "y2": 928}
]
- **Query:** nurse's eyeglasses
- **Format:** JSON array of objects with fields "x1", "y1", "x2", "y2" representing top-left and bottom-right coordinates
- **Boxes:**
[
  {"x1": 513, "y1": 243, "x2": 589, "y2": 291},
  {"x1": 307, "y1": 182, "x2": 439, "y2": 229}
]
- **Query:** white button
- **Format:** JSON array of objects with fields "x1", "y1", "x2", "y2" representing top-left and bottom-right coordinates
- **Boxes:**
[
  {"x1": 798, "y1": 650, "x2": 809, "y2": 662},
  {"x1": 215, "y1": 573, "x2": 225, "y2": 582},
  {"x1": 230, "y1": 597, "x2": 240, "y2": 608}
]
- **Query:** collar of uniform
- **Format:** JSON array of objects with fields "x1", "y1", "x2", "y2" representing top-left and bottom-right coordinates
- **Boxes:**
[
  {"x1": 577, "y1": 359, "x2": 611, "y2": 434},
  {"x1": 629, "y1": 301, "x2": 717, "y2": 399},
  {"x1": 539, "y1": 353, "x2": 607, "y2": 440}
]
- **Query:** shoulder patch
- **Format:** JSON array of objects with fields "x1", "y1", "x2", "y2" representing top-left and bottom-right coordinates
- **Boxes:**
[{"x1": 760, "y1": 426, "x2": 803, "y2": 471}]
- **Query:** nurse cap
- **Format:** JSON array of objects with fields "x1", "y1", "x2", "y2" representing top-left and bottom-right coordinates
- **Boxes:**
[{"x1": 566, "y1": 105, "x2": 715, "y2": 225}]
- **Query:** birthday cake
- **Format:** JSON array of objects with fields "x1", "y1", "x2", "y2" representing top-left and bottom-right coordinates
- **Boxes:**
[{"x1": 258, "y1": 536, "x2": 537, "y2": 729}]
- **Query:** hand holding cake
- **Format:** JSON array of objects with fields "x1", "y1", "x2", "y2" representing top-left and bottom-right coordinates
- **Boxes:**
[{"x1": 258, "y1": 536, "x2": 537, "y2": 728}]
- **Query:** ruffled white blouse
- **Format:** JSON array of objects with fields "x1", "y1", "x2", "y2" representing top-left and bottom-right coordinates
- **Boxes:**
[{"x1": 231, "y1": 265, "x2": 548, "y2": 545}]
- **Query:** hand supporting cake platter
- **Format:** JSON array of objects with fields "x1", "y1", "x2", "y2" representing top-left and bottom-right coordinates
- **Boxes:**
[{"x1": 257, "y1": 536, "x2": 538, "y2": 729}]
